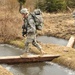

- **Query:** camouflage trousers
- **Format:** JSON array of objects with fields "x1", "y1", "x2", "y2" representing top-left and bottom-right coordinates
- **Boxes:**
[{"x1": 24, "y1": 33, "x2": 42, "y2": 53}]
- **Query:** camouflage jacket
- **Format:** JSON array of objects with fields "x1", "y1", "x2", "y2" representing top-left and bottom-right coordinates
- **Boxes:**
[{"x1": 23, "y1": 14, "x2": 36, "y2": 34}]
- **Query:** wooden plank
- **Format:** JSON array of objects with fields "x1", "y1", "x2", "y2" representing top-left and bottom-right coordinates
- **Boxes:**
[
  {"x1": 66, "y1": 36, "x2": 75, "y2": 47},
  {"x1": 0, "y1": 54, "x2": 59, "y2": 64}
]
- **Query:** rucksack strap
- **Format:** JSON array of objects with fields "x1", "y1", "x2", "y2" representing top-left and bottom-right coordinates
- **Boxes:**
[{"x1": 30, "y1": 13, "x2": 41, "y2": 24}]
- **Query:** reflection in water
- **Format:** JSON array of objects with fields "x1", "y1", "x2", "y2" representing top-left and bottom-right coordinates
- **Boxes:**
[
  {"x1": 2, "y1": 62, "x2": 47, "y2": 75},
  {"x1": 2, "y1": 62, "x2": 75, "y2": 75}
]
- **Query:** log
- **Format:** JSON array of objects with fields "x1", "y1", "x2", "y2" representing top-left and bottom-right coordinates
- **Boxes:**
[
  {"x1": 0, "y1": 54, "x2": 59, "y2": 64},
  {"x1": 66, "y1": 36, "x2": 75, "y2": 47}
]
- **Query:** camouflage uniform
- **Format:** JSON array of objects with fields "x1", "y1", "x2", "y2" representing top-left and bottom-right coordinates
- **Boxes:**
[{"x1": 23, "y1": 14, "x2": 42, "y2": 53}]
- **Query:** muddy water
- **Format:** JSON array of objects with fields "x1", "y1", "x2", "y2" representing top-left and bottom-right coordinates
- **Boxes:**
[{"x1": 0, "y1": 36, "x2": 75, "y2": 75}]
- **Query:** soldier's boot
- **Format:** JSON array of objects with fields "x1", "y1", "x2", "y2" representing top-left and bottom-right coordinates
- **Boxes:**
[
  {"x1": 20, "y1": 44, "x2": 30, "y2": 58},
  {"x1": 40, "y1": 50, "x2": 46, "y2": 54}
]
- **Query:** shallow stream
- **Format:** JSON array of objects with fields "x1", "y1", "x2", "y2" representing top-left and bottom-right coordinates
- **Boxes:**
[
  {"x1": 0, "y1": 36, "x2": 75, "y2": 75},
  {"x1": 37, "y1": 36, "x2": 68, "y2": 46}
]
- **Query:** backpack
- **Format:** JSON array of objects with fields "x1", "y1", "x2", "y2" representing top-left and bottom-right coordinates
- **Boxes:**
[{"x1": 31, "y1": 9, "x2": 44, "y2": 30}]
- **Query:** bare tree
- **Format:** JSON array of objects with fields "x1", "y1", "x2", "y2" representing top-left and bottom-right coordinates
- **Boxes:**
[{"x1": 17, "y1": 0, "x2": 26, "y2": 12}]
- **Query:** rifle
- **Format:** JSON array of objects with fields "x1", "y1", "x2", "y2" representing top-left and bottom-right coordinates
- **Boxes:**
[{"x1": 22, "y1": 24, "x2": 27, "y2": 37}]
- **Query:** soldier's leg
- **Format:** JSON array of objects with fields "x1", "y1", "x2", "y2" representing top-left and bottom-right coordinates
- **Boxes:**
[
  {"x1": 32, "y1": 39, "x2": 46, "y2": 54},
  {"x1": 32, "y1": 34, "x2": 46, "y2": 54},
  {"x1": 32, "y1": 39, "x2": 42, "y2": 51},
  {"x1": 24, "y1": 34, "x2": 33, "y2": 53},
  {"x1": 24, "y1": 40, "x2": 30, "y2": 53},
  {"x1": 20, "y1": 39, "x2": 30, "y2": 57},
  {"x1": 32, "y1": 34, "x2": 42, "y2": 50}
]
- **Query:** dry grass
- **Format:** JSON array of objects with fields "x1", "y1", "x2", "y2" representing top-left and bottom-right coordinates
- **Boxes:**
[
  {"x1": 40, "y1": 13, "x2": 75, "y2": 40},
  {"x1": 0, "y1": 65, "x2": 13, "y2": 75},
  {"x1": 0, "y1": 0, "x2": 23, "y2": 42},
  {"x1": 0, "y1": 0, "x2": 38, "y2": 43},
  {"x1": 0, "y1": 0, "x2": 75, "y2": 43}
]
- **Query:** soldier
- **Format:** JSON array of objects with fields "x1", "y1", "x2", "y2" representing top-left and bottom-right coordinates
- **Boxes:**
[{"x1": 20, "y1": 8, "x2": 45, "y2": 54}]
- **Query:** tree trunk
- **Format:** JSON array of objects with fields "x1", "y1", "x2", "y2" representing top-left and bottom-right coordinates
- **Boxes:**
[{"x1": 19, "y1": 3, "x2": 23, "y2": 12}]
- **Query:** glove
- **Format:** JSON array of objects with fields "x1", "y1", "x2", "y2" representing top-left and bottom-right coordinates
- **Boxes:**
[
  {"x1": 22, "y1": 32, "x2": 25, "y2": 37},
  {"x1": 22, "y1": 30, "x2": 27, "y2": 37},
  {"x1": 22, "y1": 25, "x2": 27, "y2": 37}
]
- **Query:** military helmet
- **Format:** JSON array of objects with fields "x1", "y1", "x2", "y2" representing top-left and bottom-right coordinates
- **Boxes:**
[{"x1": 20, "y1": 8, "x2": 29, "y2": 14}]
